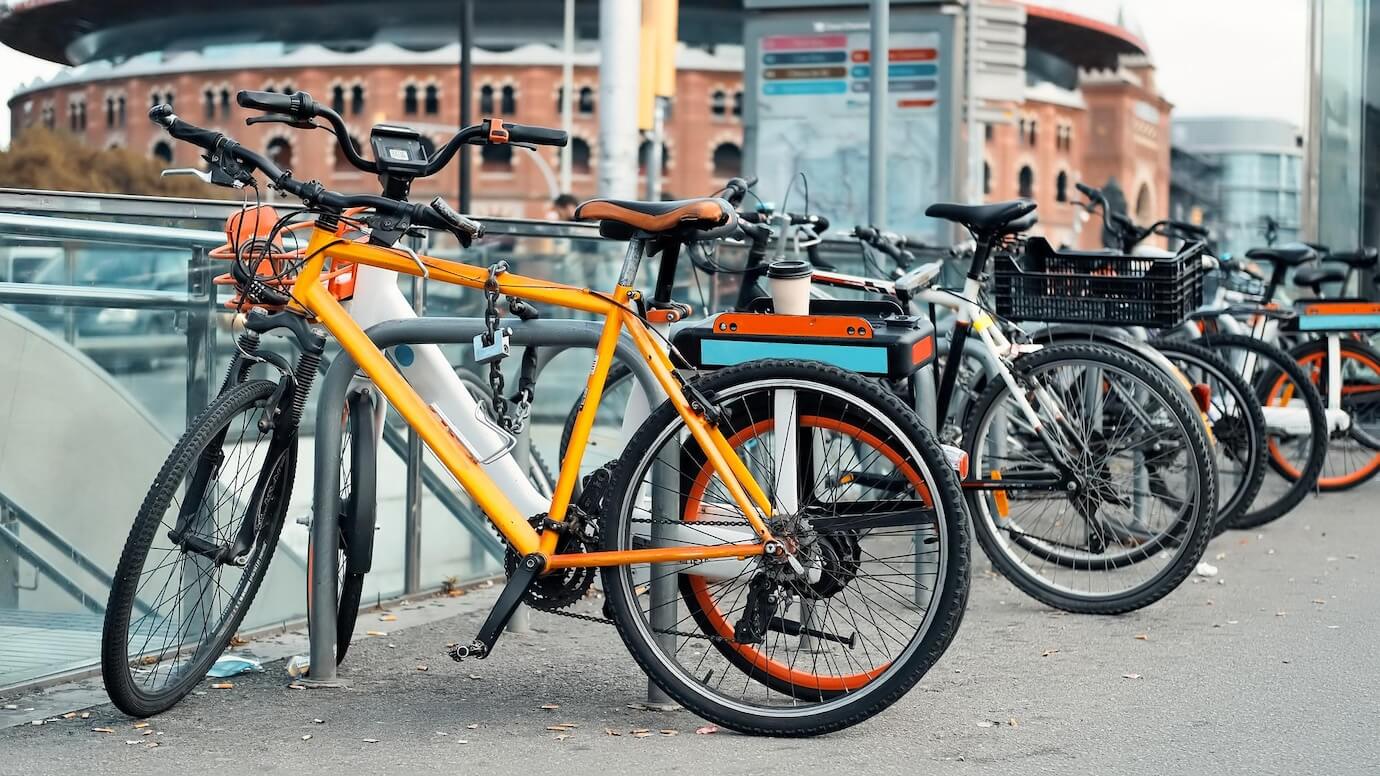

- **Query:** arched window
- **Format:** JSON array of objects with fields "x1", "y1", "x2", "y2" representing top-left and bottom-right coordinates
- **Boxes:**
[
  {"x1": 479, "y1": 84, "x2": 495, "y2": 114},
  {"x1": 267, "y1": 137, "x2": 294, "y2": 172},
  {"x1": 638, "y1": 139, "x2": 670, "y2": 174},
  {"x1": 1135, "y1": 183, "x2": 1153, "y2": 223},
  {"x1": 331, "y1": 85, "x2": 346, "y2": 114},
  {"x1": 578, "y1": 86, "x2": 595, "y2": 114},
  {"x1": 350, "y1": 84, "x2": 365, "y2": 115},
  {"x1": 424, "y1": 84, "x2": 440, "y2": 115},
  {"x1": 555, "y1": 86, "x2": 565, "y2": 114},
  {"x1": 403, "y1": 84, "x2": 419, "y2": 115},
  {"x1": 1028, "y1": 120, "x2": 1037, "y2": 147},
  {"x1": 282, "y1": 84, "x2": 295, "y2": 97},
  {"x1": 165, "y1": 92, "x2": 174, "y2": 110},
  {"x1": 710, "y1": 90, "x2": 726, "y2": 117},
  {"x1": 570, "y1": 137, "x2": 591, "y2": 174},
  {"x1": 500, "y1": 85, "x2": 517, "y2": 114},
  {"x1": 1018, "y1": 166, "x2": 1034, "y2": 198},
  {"x1": 481, "y1": 142, "x2": 513, "y2": 170},
  {"x1": 711, "y1": 142, "x2": 742, "y2": 178},
  {"x1": 983, "y1": 161, "x2": 991, "y2": 195},
  {"x1": 1056, "y1": 171, "x2": 1068, "y2": 202},
  {"x1": 105, "y1": 96, "x2": 115, "y2": 127},
  {"x1": 152, "y1": 141, "x2": 174, "y2": 164},
  {"x1": 731, "y1": 90, "x2": 743, "y2": 117},
  {"x1": 335, "y1": 134, "x2": 365, "y2": 172},
  {"x1": 219, "y1": 88, "x2": 230, "y2": 119},
  {"x1": 117, "y1": 96, "x2": 126, "y2": 126},
  {"x1": 203, "y1": 88, "x2": 216, "y2": 120}
]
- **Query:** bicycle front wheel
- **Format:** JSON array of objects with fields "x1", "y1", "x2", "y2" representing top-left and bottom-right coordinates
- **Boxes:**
[
  {"x1": 600, "y1": 360, "x2": 969, "y2": 736},
  {"x1": 963, "y1": 342, "x2": 1216, "y2": 614},
  {"x1": 1283, "y1": 337, "x2": 1380, "y2": 490},
  {"x1": 102, "y1": 379, "x2": 296, "y2": 717}
]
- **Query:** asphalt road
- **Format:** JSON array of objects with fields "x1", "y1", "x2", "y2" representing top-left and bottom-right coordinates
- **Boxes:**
[{"x1": 2, "y1": 487, "x2": 1377, "y2": 776}]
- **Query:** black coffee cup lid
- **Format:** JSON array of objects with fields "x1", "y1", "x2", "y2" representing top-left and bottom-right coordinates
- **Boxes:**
[{"x1": 767, "y1": 258, "x2": 812, "y2": 279}]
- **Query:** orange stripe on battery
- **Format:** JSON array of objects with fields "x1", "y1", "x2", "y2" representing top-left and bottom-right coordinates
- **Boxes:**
[
  {"x1": 712, "y1": 312, "x2": 875, "y2": 339},
  {"x1": 911, "y1": 333, "x2": 934, "y2": 365},
  {"x1": 1301, "y1": 302, "x2": 1380, "y2": 315}
]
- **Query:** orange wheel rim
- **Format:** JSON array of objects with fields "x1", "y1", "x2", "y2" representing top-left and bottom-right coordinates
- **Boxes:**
[
  {"x1": 1266, "y1": 350, "x2": 1380, "y2": 485},
  {"x1": 682, "y1": 415, "x2": 932, "y2": 692}
]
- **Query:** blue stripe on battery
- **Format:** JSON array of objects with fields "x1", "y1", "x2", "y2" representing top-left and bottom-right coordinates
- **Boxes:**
[
  {"x1": 1296, "y1": 314, "x2": 1380, "y2": 331},
  {"x1": 700, "y1": 340, "x2": 888, "y2": 372}
]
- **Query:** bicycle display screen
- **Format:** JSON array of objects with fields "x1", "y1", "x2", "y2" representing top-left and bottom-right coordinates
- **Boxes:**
[{"x1": 369, "y1": 125, "x2": 429, "y2": 176}]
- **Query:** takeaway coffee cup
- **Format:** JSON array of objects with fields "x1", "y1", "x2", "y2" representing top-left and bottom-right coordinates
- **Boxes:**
[{"x1": 767, "y1": 259, "x2": 812, "y2": 316}]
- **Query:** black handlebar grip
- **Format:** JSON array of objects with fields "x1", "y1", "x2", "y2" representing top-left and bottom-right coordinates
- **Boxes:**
[
  {"x1": 148, "y1": 105, "x2": 224, "y2": 150},
  {"x1": 503, "y1": 123, "x2": 568, "y2": 147},
  {"x1": 237, "y1": 89, "x2": 318, "y2": 120},
  {"x1": 1075, "y1": 181, "x2": 1102, "y2": 201},
  {"x1": 427, "y1": 196, "x2": 485, "y2": 241}
]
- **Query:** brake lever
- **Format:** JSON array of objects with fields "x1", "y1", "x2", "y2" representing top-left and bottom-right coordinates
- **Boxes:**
[{"x1": 246, "y1": 113, "x2": 321, "y2": 130}]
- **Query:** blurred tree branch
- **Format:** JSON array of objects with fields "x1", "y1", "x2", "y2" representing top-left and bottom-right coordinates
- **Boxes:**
[{"x1": 0, "y1": 128, "x2": 232, "y2": 198}]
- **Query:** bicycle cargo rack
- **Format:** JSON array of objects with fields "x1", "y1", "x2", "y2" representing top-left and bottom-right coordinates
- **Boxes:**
[{"x1": 992, "y1": 237, "x2": 1206, "y2": 328}]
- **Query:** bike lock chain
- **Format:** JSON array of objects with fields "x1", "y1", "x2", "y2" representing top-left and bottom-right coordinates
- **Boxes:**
[{"x1": 480, "y1": 261, "x2": 539, "y2": 435}]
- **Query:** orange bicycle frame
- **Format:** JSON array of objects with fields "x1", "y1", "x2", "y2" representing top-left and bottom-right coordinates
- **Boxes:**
[{"x1": 288, "y1": 224, "x2": 775, "y2": 567}]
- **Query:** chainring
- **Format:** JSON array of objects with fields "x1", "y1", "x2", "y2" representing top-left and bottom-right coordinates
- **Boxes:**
[{"x1": 504, "y1": 509, "x2": 597, "y2": 612}]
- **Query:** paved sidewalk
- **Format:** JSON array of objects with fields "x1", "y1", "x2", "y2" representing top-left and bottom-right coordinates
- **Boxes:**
[{"x1": 3, "y1": 489, "x2": 1378, "y2": 776}]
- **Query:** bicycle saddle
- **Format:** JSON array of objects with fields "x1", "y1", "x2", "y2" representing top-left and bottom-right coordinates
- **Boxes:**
[
  {"x1": 1245, "y1": 243, "x2": 1316, "y2": 266},
  {"x1": 1327, "y1": 247, "x2": 1379, "y2": 269},
  {"x1": 575, "y1": 196, "x2": 734, "y2": 240},
  {"x1": 925, "y1": 199, "x2": 1037, "y2": 235},
  {"x1": 1293, "y1": 265, "x2": 1347, "y2": 293}
]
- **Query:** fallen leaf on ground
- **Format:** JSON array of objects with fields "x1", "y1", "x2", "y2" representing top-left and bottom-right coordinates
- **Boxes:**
[
  {"x1": 660, "y1": 729, "x2": 678, "y2": 736},
  {"x1": 1311, "y1": 599, "x2": 1326, "y2": 605},
  {"x1": 230, "y1": 635, "x2": 248, "y2": 647},
  {"x1": 466, "y1": 723, "x2": 479, "y2": 729},
  {"x1": 416, "y1": 665, "x2": 429, "y2": 672},
  {"x1": 632, "y1": 732, "x2": 652, "y2": 738},
  {"x1": 133, "y1": 722, "x2": 150, "y2": 729},
  {"x1": 379, "y1": 614, "x2": 397, "y2": 622},
  {"x1": 301, "y1": 735, "x2": 312, "y2": 741},
  {"x1": 312, "y1": 719, "x2": 324, "y2": 724},
  {"x1": 92, "y1": 727, "x2": 114, "y2": 733},
  {"x1": 1122, "y1": 673, "x2": 1142, "y2": 680},
  {"x1": 606, "y1": 729, "x2": 622, "y2": 736},
  {"x1": 210, "y1": 683, "x2": 233, "y2": 690},
  {"x1": 540, "y1": 703, "x2": 560, "y2": 710},
  {"x1": 695, "y1": 725, "x2": 718, "y2": 735},
  {"x1": 1040, "y1": 649, "x2": 1059, "y2": 657},
  {"x1": 631, "y1": 728, "x2": 650, "y2": 734},
  {"x1": 80, "y1": 712, "x2": 90, "y2": 719},
  {"x1": 61, "y1": 712, "x2": 76, "y2": 720},
  {"x1": 1007, "y1": 719, "x2": 1019, "y2": 727},
  {"x1": 554, "y1": 734, "x2": 571, "y2": 741},
  {"x1": 366, "y1": 630, "x2": 387, "y2": 637},
  {"x1": 362, "y1": 738, "x2": 379, "y2": 744},
  {"x1": 1134, "y1": 634, "x2": 1149, "y2": 641}
]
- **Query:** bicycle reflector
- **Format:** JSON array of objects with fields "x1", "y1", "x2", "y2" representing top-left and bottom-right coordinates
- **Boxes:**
[{"x1": 1190, "y1": 383, "x2": 1212, "y2": 414}]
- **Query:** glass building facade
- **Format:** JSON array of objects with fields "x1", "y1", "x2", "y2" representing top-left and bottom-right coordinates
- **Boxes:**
[
  {"x1": 1306, "y1": 0, "x2": 1380, "y2": 263},
  {"x1": 1172, "y1": 117, "x2": 1303, "y2": 257}
]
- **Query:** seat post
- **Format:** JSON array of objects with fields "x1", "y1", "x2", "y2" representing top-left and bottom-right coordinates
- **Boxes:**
[{"x1": 617, "y1": 237, "x2": 646, "y2": 289}]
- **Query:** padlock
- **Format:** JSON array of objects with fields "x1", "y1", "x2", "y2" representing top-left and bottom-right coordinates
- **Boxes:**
[{"x1": 473, "y1": 327, "x2": 512, "y2": 364}]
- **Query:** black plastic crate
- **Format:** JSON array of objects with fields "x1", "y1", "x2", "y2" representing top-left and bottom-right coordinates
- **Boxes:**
[{"x1": 992, "y1": 237, "x2": 1205, "y2": 328}]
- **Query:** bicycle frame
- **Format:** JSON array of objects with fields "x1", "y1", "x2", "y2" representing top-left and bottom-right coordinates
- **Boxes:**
[{"x1": 290, "y1": 224, "x2": 777, "y2": 567}]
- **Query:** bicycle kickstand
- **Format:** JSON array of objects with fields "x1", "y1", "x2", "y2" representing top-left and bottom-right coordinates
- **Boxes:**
[{"x1": 448, "y1": 553, "x2": 545, "y2": 661}]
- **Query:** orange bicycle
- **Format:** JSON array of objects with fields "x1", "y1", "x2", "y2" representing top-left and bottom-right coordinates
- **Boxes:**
[{"x1": 100, "y1": 93, "x2": 970, "y2": 735}]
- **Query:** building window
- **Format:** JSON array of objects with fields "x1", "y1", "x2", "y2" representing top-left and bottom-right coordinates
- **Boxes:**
[
  {"x1": 105, "y1": 96, "x2": 115, "y2": 128},
  {"x1": 555, "y1": 86, "x2": 565, "y2": 114},
  {"x1": 350, "y1": 84, "x2": 365, "y2": 115},
  {"x1": 1135, "y1": 183, "x2": 1153, "y2": 223},
  {"x1": 203, "y1": 88, "x2": 216, "y2": 120},
  {"x1": 638, "y1": 140, "x2": 670, "y2": 174},
  {"x1": 117, "y1": 96, "x2": 127, "y2": 127},
  {"x1": 500, "y1": 85, "x2": 517, "y2": 114},
  {"x1": 152, "y1": 141, "x2": 174, "y2": 163},
  {"x1": 267, "y1": 137, "x2": 294, "y2": 172},
  {"x1": 710, "y1": 90, "x2": 726, "y2": 117},
  {"x1": 403, "y1": 84, "x2": 418, "y2": 115},
  {"x1": 331, "y1": 85, "x2": 346, "y2": 114},
  {"x1": 1028, "y1": 120, "x2": 1037, "y2": 147},
  {"x1": 1018, "y1": 166, "x2": 1034, "y2": 198},
  {"x1": 578, "y1": 86, "x2": 595, "y2": 115},
  {"x1": 220, "y1": 88, "x2": 231, "y2": 119},
  {"x1": 481, "y1": 142, "x2": 513, "y2": 171},
  {"x1": 711, "y1": 142, "x2": 742, "y2": 178},
  {"x1": 983, "y1": 161, "x2": 992, "y2": 195},
  {"x1": 731, "y1": 90, "x2": 743, "y2": 117},
  {"x1": 570, "y1": 137, "x2": 591, "y2": 174},
  {"x1": 1056, "y1": 171, "x2": 1068, "y2": 202},
  {"x1": 424, "y1": 84, "x2": 440, "y2": 115},
  {"x1": 984, "y1": 123, "x2": 993, "y2": 143},
  {"x1": 479, "y1": 84, "x2": 495, "y2": 114}
]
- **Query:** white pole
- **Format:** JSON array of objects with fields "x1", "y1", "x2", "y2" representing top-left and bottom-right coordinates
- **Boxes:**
[
  {"x1": 966, "y1": 0, "x2": 982, "y2": 204},
  {"x1": 598, "y1": 0, "x2": 641, "y2": 198},
  {"x1": 560, "y1": 0, "x2": 575, "y2": 194},
  {"x1": 868, "y1": 0, "x2": 888, "y2": 224}
]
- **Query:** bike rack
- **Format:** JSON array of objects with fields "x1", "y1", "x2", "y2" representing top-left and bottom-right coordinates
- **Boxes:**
[{"x1": 308, "y1": 316, "x2": 667, "y2": 689}]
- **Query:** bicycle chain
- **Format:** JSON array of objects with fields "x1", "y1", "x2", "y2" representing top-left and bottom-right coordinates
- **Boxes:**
[{"x1": 535, "y1": 515, "x2": 754, "y2": 643}]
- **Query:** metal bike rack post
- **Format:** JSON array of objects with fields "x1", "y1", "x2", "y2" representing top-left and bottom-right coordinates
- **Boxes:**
[
  {"x1": 646, "y1": 449, "x2": 678, "y2": 706},
  {"x1": 307, "y1": 317, "x2": 662, "y2": 685}
]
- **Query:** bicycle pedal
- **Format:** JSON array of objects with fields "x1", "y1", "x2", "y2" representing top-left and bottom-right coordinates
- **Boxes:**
[{"x1": 447, "y1": 640, "x2": 488, "y2": 662}]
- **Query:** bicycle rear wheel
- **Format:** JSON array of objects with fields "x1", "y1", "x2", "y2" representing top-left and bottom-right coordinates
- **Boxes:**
[
  {"x1": 600, "y1": 360, "x2": 969, "y2": 736},
  {"x1": 962, "y1": 342, "x2": 1216, "y2": 614},
  {"x1": 1152, "y1": 338, "x2": 1267, "y2": 529},
  {"x1": 1281, "y1": 337, "x2": 1380, "y2": 490},
  {"x1": 102, "y1": 379, "x2": 295, "y2": 717},
  {"x1": 1197, "y1": 333, "x2": 1326, "y2": 528}
]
